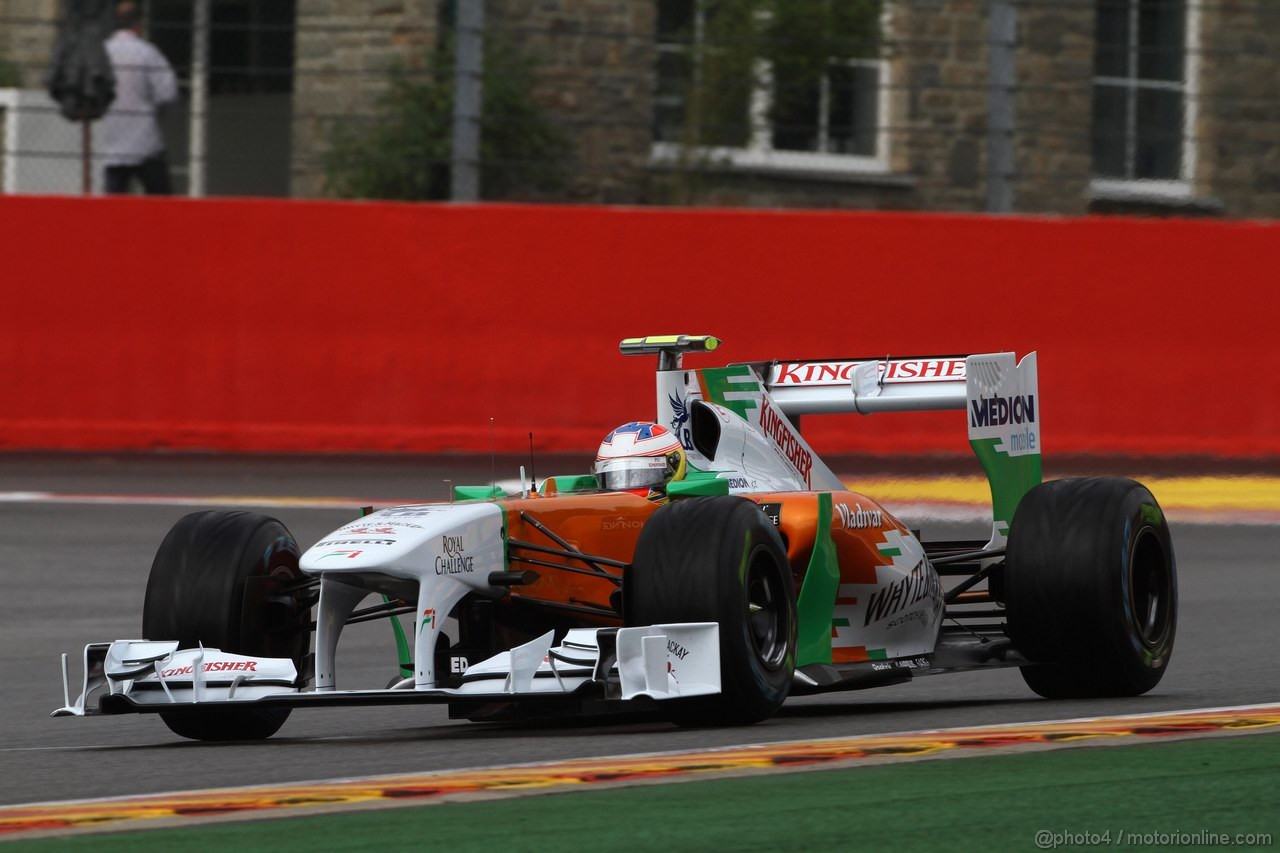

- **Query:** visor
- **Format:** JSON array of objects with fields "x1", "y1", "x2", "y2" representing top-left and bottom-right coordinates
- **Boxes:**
[{"x1": 593, "y1": 456, "x2": 673, "y2": 491}]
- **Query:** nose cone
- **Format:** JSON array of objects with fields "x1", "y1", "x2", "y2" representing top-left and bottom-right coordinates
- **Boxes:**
[{"x1": 300, "y1": 502, "x2": 505, "y2": 584}]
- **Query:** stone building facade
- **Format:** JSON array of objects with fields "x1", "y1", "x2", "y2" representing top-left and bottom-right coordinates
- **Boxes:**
[
  {"x1": 1192, "y1": 2, "x2": 1280, "y2": 219},
  {"x1": 2, "y1": 0, "x2": 1276, "y2": 218},
  {"x1": 0, "y1": 0, "x2": 57, "y2": 87},
  {"x1": 289, "y1": 0, "x2": 440, "y2": 197},
  {"x1": 484, "y1": 0, "x2": 656, "y2": 203}
]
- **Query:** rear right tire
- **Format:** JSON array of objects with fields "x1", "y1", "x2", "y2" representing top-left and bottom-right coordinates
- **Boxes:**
[{"x1": 1005, "y1": 477, "x2": 1177, "y2": 698}]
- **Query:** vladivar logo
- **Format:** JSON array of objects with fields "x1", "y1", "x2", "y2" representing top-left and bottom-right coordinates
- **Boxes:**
[{"x1": 836, "y1": 502, "x2": 883, "y2": 530}]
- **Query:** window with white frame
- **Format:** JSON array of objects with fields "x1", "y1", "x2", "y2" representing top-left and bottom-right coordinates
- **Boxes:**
[
  {"x1": 1092, "y1": 0, "x2": 1196, "y2": 189},
  {"x1": 653, "y1": 0, "x2": 888, "y2": 174}
]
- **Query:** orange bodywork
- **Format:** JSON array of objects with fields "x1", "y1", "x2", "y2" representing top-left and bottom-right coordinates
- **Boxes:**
[
  {"x1": 500, "y1": 489, "x2": 907, "y2": 639},
  {"x1": 503, "y1": 491, "x2": 657, "y2": 620}
]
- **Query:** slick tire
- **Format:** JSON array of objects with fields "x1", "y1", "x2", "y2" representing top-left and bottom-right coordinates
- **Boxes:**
[
  {"x1": 625, "y1": 496, "x2": 796, "y2": 726},
  {"x1": 1005, "y1": 478, "x2": 1177, "y2": 699},
  {"x1": 143, "y1": 511, "x2": 311, "y2": 741}
]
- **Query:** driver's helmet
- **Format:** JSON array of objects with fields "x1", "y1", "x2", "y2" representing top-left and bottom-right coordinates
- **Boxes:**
[{"x1": 593, "y1": 422, "x2": 687, "y2": 492}]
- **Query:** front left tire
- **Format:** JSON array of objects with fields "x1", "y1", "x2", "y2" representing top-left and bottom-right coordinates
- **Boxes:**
[{"x1": 143, "y1": 510, "x2": 311, "y2": 741}]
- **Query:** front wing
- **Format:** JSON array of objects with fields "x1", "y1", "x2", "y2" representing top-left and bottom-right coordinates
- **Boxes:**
[{"x1": 53, "y1": 623, "x2": 719, "y2": 718}]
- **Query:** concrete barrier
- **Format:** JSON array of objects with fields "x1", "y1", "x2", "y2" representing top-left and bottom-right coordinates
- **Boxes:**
[{"x1": 1, "y1": 195, "x2": 1275, "y2": 457}]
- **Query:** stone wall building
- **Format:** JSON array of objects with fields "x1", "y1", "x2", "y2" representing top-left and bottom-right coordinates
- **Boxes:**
[
  {"x1": 2, "y1": 0, "x2": 1276, "y2": 218},
  {"x1": 290, "y1": 0, "x2": 439, "y2": 197},
  {"x1": 0, "y1": 0, "x2": 57, "y2": 88}
]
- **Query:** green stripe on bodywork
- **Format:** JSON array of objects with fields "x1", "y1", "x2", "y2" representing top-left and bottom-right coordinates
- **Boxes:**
[
  {"x1": 543, "y1": 474, "x2": 598, "y2": 494},
  {"x1": 796, "y1": 493, "x2": 839, "y2": 666},
  {"x1": 454, "y1": 485, "x2": 508, "y2": 500},
  {"x1": 867, "y1": 648, "x2": 887, "y2": 660},
  {"x1": 698, "y1": 365, "x2": 761, "y2": 421},
  {"x1": 970, "y1": 437, "x2": 1042, "y2": 531},
  {"x1": 667, "y1": 472, "x2": 730, "y2": 497},
  {"x1": 384, "y1": 595, "x2": 413, "y2": 679}
]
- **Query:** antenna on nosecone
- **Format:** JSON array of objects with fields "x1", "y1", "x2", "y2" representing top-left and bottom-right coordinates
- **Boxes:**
[{"x1": 490, "y1": 418, "x2": 497, "y2": 500}]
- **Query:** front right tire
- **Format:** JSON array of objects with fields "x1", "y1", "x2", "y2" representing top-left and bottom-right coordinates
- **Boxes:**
[{"x1": 625, "y1": 496, "x2": 796, "y2": 726}]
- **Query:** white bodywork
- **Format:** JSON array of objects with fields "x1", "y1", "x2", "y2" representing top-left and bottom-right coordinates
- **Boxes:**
[
  {"x1": 54, "y1": 624, "x2": 721, "y2": 717},
  {"x1": 300, "y1": 502, "x2": 506, "y2": 690},
  {"x1": 53, "y1": 642, "x2": 298, "y2": 716}
]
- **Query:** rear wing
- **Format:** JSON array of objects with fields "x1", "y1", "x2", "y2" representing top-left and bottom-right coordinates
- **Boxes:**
[
  {"x1": 752, "y1": 351, "x2": 1042, "y2": 544},
  {"x1": 759, "y1": 356, "x2": 969, "y2": 415},
  {"x1": 618, "y1": 337, "x2": 1041, "y2": 548}
]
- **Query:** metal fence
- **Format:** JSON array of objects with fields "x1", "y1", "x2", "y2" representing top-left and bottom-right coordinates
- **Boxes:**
[{"x1": 1, "y1": 0, "x2": 1276, "y2": 217}]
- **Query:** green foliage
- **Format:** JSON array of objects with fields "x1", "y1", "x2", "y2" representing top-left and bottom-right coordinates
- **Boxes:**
[
  {"x1": 323, "y1": 38, "x2": 569, "y2": 201},
  {"x1": 0, "y1": 55, "x2": 22, "y2": 88},
  {"x1": 650, "y1": 0, "x2": 881, "y2": 204},
  {"x1": 683, "y1": 0, "x2": 880, "y2": 148}
]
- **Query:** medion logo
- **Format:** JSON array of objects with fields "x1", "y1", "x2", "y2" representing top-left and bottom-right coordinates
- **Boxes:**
[{"x1": 969, "y1": 394, "x2": 1036, "y2": 428}]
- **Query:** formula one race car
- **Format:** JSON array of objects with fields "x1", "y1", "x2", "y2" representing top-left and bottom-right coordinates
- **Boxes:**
[{"x1": 54, "y1": 335, "x2": 1177, "y2": 740}]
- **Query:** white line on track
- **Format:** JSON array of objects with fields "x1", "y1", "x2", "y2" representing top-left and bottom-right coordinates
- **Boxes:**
[
  {"x1": 0, "y1": 483, "x2": 531, "y2": 511},
  {"x1": 3, "y1": 490, "x2": 1269, "y2": 524},
  {"x1": 8, "y1": 701, "x2": 1279, "y2": 809}
]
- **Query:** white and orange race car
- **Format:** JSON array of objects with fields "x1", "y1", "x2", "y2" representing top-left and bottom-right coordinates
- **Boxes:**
[{"x1": 54, "y1": 335, "x2": 1176, "y2": 740}]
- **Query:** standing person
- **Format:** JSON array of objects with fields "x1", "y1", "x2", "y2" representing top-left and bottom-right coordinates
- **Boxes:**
[{"x1": 100, "y1": 1, "x2": 178, "y2": 194}]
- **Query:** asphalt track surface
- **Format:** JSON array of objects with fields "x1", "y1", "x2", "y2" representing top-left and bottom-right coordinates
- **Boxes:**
[{"x1": 2, "y1": 454, "x2": 1276, "y2": 808}]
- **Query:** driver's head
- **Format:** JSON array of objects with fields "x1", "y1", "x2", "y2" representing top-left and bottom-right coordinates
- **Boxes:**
[{"x1": 593, "y1": 422, "x2": 686, "y2": 492}]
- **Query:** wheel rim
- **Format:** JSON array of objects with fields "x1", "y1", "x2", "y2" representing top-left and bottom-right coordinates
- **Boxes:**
[
  {"x1": 745, "y1": 544, "x2": 790, "y2": 669},
  {"x1": 1128, "y1": 526, "x2": 1173, "y2": 648},
  {"x1": 256, "y1": 558, "x2": 309, "y2": 662}
]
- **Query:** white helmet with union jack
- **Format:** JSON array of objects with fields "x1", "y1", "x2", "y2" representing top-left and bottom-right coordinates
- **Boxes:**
[{"x1": 593, "y1": 422, "x2": 687, "y2": 492}]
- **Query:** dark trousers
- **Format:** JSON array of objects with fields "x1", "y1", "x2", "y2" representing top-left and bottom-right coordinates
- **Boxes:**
[{"x1": 105, "y1": 153, "x2": 173, "y2": 195}]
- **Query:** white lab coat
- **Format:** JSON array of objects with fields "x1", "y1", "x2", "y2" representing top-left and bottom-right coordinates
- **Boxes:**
[{"x1": 99, "y1": 29, "x2": 178, "y2": 167}]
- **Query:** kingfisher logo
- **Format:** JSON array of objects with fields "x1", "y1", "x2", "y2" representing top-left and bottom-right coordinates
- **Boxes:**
[
  {"x1": 159, "y1": 660, "x2": 259, "y2": 678},
  {"x1": 759, "y1": 401, "x2": 813, "y2": 487},
  {"x1": 969, "y1": 394, "x2": 1036, "y2": 428}
]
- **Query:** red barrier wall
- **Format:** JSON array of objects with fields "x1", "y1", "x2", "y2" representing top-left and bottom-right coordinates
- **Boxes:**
[{"x1": 1, "y1": 195, "x2": 1276, "y2": 458}]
